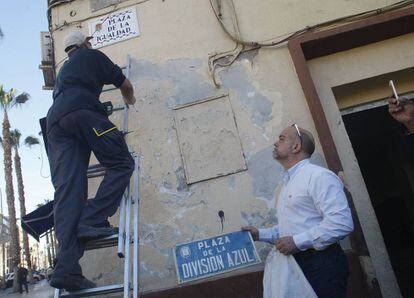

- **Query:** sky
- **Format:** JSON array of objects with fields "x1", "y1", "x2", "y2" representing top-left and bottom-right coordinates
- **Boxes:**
[{"x1": 0, "y1": 1, "x2": 55, "y2": 217}]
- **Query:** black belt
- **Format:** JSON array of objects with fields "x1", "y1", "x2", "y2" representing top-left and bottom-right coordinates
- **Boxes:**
[{"x1": 294, "y1": 243, "x2": 340, "y2": 260}]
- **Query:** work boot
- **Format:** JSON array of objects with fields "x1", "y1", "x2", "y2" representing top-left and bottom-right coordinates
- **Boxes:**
[
  {"x1": 50, "y1": 275, "x2": 96, "y2": 290},
  {"x1": 77, "y1": 224, "x2": 119, "y2": 241},
  {"x1": 93, "y1": 220, "x2": 111, "y2": 228},
  {"x1": 76, "y1": 277, "x2": 96, "y2": 290}
]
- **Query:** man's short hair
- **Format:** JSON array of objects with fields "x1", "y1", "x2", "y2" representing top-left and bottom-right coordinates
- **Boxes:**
[{"x1": 299, "y1": 128, "x2": 315, "y2": 157}]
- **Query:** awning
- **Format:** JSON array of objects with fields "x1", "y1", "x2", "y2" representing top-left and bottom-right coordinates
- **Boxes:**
[{"x1": 21, "y1": 201, "x2": 54, "y2": 242}]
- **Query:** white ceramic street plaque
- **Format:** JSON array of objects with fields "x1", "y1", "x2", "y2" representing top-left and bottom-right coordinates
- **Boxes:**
[{"x1": 88, "y1": 6, "x2": 140, "y2": 49}]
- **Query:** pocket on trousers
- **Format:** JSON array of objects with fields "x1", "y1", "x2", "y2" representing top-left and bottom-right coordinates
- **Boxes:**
[
  {"x1": 91, "y1": 122, "x2": 126, "y2": 156},
  {"x1": 92, "y1": 121, "x2": 117, "y2": 137}
]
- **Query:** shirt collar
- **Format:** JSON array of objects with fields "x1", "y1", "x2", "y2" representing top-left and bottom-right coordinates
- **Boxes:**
[{"x1": 282, "y1": 159, "x2": 310, "y2": 184}]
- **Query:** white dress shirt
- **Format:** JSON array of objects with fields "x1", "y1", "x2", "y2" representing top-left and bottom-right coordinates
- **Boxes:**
[{"x1": 259, "y1": 159, "x2": 354, "y2": 251}]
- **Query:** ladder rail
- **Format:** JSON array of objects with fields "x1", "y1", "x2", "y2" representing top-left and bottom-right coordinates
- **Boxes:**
[
  {"x1": 133, "y1": 154, "x2": 140, "y2": 298},
  {"x1": 117, "y1": 193, "x2": 127, "y2": 258},
  {"x1": 117, "y1": 55, "x2": 131, "y2": 258},
  {"x1": 123, "y1": 184, "x2": 132, "y2": 298},
  {"x1": 122, "y1": 55, "x2": 131, "y2": 135}
]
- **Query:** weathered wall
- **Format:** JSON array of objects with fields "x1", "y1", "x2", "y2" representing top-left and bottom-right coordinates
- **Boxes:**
[{"x1": 48, "y1": 0, "x2": 400, "y2": 294}]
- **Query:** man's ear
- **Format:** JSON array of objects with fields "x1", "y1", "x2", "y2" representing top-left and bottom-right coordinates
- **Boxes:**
[{"x1": 291, "y1": 142, "x2": 301, "y2": 154}]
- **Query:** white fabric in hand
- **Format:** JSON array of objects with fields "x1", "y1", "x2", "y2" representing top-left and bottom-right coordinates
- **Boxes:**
[{"x1": 263, "y1": 249, "x2": 317, "y2": 298}]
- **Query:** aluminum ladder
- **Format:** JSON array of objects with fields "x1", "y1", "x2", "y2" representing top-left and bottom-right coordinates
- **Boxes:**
[{"x1": 54, "y1": 55, "x2": 140, "y2": 298}]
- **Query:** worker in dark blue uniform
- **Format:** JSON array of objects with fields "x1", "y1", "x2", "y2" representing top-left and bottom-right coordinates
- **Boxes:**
[{"x1": 46, "y1": 31, "x2": 136, "y2": 290}]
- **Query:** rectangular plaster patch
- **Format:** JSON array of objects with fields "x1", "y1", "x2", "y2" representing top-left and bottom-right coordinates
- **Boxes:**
[{"x1": 174, "y1": 95, "x2": 246, "y2": 184}]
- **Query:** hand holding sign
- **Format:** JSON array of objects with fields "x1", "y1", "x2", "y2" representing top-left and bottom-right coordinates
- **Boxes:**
[{"x1": 241, "y1": 226, "x2": 259, "y2": 241}]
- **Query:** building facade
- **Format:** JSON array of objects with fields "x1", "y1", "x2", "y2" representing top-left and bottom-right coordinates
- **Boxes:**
[{"x1": 42, "y1": 0, "x2": 414, "y2": 297}]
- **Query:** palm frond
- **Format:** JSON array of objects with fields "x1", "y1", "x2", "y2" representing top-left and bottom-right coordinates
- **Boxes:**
[
  {"x1": 15, "y1": 92, "x2": 30, "y2": 104},
  {"x1": 0, "y1": 85, "x2": 6, "y2": 110},
  {"x1": 24, "y1": 136, "x2": 40, "y2": 148},
  {"x1": 0, "y1": 87, "x2": 30, "y2": 111},
  {"x1": 10, "y1": 129, "x2": 21, "y2": 149}
]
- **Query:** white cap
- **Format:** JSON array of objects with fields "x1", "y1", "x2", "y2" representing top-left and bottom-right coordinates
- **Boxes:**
[{"x1": 63, "y1": 31, "x2": 92, "y2": 52}]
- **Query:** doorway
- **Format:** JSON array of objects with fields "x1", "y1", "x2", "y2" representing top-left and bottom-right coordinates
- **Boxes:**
[{"x1": 343, "y1": 105, "x2": 414, "y2": 297}]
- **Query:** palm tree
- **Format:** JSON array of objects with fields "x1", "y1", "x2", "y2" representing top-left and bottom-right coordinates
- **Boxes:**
[
  {"x1": 0, "y1": 85, "x2": 29, "y2": 290},
  {"x1": 9, "y1": 130, "x2": 40, "y2": 282}
]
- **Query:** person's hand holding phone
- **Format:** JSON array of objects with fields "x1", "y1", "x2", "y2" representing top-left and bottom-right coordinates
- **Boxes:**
[{"x1": 388, "y1": 90, "x2": 414, "y2": 134}]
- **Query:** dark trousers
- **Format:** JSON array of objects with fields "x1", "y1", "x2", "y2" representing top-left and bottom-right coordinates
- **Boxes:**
[
  {"x1": 19, "y1": 279, "x2": 28, "y2": 293},
  {"x1": 294, "y1": 245, "x2": 349, "y2": 298},
  {"x1": 47, "y1": 109, "x2": 134, "y2": 277}
]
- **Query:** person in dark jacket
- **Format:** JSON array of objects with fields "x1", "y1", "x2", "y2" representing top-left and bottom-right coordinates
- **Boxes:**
[
  {"x1": 47, "y1": 30, "x2": 136, "y2": 290},
  {"x1": 17, "y1": 264, "x2": 28, "y2": 294}
]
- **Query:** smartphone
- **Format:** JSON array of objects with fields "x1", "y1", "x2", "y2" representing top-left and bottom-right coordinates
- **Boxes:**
[{"x1": 389, "y1": 80, "x2": 399, "y2": 105}]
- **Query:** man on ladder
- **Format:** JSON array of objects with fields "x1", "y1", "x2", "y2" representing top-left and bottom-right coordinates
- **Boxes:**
[{"x1": 46, "y1": 30, "x2": 136, "y2": 291}]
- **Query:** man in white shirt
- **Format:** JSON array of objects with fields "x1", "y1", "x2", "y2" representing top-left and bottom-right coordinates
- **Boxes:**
[{"x1": 243, "y1": 124, "x2": 354, "y2": 298}]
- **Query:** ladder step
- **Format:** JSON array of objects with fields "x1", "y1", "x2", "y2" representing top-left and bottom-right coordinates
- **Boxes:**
[
  {"x1": 85, "y1": 234, "x2": 119, "y2": 251},
  {"x1": 87, "y1": 171, "x2": 106, "y2": 178},
  {"x1": 113, "y1": 105, "x2": 125, "y2": 112},
  {"x1": 101, "y1": 86, "x2": 118, "y2": 92},
  {"x1": 87, "y1": 164, "x2": 106, "y2": 178},
  {"x1": 60, "y1": 283, "x2": 125, "y2": 297},
  {"x1": 85, "y1": 234, "x2": 134, "y2": 252},
  {"x1": 87, "y1": 164, "x2": 106, "y2": 172}
]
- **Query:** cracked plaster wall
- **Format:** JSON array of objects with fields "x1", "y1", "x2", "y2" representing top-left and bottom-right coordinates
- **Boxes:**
[{"x1": 47, "y1": 0, "x2": 394, "y2": 293}]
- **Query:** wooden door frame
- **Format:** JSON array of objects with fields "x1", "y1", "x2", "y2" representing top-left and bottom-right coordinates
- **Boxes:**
[
  {"x1": 288, "y1": 5, "x2": 414, "y2": 173},
  {"x1": 288, "y1": 5, "x2": 414, "y2": 297}
]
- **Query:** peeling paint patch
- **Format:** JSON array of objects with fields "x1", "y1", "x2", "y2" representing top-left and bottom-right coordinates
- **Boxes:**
[
  {"x1": 219, "y1": 63, "x2": 273, "y2": 127},
  {"x1": 227, "y1": 175, "x2": 236, "y2": 190},
  {"x1": 241, "y1": 208, "x2": 278, "y2": 228},
  {"x1": 158, "y1": 184, "x2": 193, "y2": 200},
  {"x1": 239, "y1": 49, "x2": 259, "y2": 62},
  {"x1": 174, "y1": 166, "x2": 188, "y2": 191},
  {"x1": 167, "y1": 128, "x2": 174, "y2": 145},
  {"x1": 130, "y1": 58, "x2": 217, "y2": 107},
  {"x1": 246, "y1": 146, "x2": 282, "y2": 200},
  {"x1": 141, "y1": 261, "x2": 167, "y2": 279},
  {"x1": 141, "y1": 223, "x2": 182, "y2": 248}
]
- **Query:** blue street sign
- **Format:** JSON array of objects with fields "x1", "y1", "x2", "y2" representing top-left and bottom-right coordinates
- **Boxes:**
[{"x1": 173, "y1": 231, "x2": 261, "y2": 284}]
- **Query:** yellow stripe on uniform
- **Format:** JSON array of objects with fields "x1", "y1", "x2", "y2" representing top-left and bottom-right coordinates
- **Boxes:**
[{"x1": 93, "y1": 126, "x2": 117, "y2": 137}]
